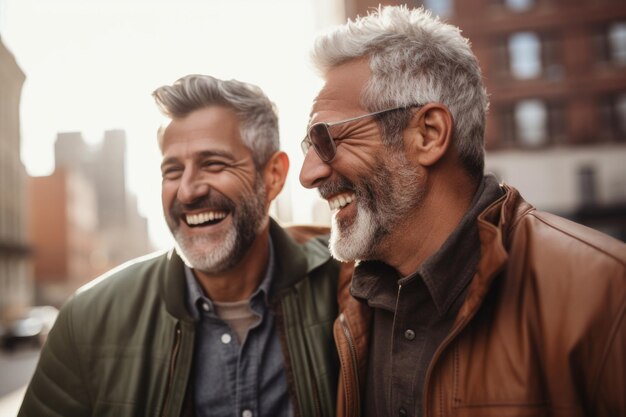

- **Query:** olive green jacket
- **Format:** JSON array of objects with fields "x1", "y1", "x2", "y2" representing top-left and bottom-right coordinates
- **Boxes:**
[{"x1": 19, "y1": 220, "x2": 348, "y2": 417}]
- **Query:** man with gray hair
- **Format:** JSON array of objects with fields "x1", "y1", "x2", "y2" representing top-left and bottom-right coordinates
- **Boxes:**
[
  {"x1": 299, "y1": 6, "x2": 626, "y2": 417},
  {"x1": 19, "y1": 74, "x2": 351, "y2": 417}
]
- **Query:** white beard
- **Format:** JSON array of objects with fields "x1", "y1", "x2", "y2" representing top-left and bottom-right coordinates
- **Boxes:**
[
  {"x1": 329, "y1": 203, "x2": 377, "y2": 262},
  {"x1": 173, "y1": 224, "x2": 237, "y2": 273},
  {"x1": 325, "y1": 150, "x2": 425, "y2": 264}
]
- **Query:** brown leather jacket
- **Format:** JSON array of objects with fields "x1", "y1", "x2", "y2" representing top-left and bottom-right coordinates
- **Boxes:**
[{"x1": 333, "y1": 185, "x2": 626, "y2": 417}]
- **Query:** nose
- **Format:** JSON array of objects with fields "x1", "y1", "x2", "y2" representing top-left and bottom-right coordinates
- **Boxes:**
[
  {"x1": 299, "y1": 147, "x2": 332, "y2": 189},
  {"x1": 177, "y1": 170, "x2": 210, "y2": 204}
]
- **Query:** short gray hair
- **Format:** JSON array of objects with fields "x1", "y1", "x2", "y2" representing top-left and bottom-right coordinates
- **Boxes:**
[
  {"x1": 311, "y1": 6, "x2": 487, "y2": 180},
  {"x1": 153, "y1": 74, "x2": 279, "y2": 168}
]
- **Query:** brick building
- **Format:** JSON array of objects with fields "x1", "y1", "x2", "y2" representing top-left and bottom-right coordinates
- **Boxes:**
[
  {"x1": 28, "y1": 169, "x2": 105, "y2": 306},
  {"x1": 333, "y1": 0, "x2": 626, "y2": 239}
]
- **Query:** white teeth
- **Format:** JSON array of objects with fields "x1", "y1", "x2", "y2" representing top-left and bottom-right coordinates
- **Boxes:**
[
  {"x1": 328, "y1": 193, "x2": 356, "y2": 211},
  {"x1": 186, "y1": 211, "x2": 227, "y2": 225}
]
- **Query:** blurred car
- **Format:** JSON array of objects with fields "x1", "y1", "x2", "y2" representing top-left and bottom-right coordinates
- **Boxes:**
[{"x1": 1, "y1": 306, "x2": 59, "y2": 351}]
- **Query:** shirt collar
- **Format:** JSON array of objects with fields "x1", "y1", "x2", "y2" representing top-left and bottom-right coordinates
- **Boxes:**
[
  {"x1": 184, "y1": 235, "x2": 275, "y2": 320},
  {"x1": 351, "y1": 175, "x2": 504, "y2": 317},
  {"x1": 411, "y1": 175, "x2": 503, "y2": 315}
]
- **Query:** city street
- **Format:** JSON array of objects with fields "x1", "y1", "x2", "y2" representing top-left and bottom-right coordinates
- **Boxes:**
[{"x1": 0, "y1": 347, "x2": 39, "y2": 417}]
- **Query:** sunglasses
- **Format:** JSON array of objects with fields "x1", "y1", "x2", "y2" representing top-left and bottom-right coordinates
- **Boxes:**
[{"x1": 301, "y1": 104, "x2": 424, "y2": 163}]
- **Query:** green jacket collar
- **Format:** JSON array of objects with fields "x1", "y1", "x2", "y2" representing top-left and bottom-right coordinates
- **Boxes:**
[{"x1": 160, "y1": 218, "x2": 332, "y2": 322}]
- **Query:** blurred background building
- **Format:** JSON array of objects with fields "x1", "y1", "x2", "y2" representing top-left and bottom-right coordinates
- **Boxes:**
[
  {"x1": 54, "y1": 130, "x2": 152, "y2": 265},
  {"x1": 341, "y1": 0, "x2": 626, "y2": 240},
  {"x1": 28, "y1": 168, "x2": 100, "y2": 307},
  {"x1": 0, "y1": 37, "x2": 32, "y2": 322},
  {"x1": 28, "y1": 130, "x2": 153, "y2": 306}
]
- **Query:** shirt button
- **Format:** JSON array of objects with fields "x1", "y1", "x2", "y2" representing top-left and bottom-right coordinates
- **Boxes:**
[
  {"x1": 221, "y1": 333, "x2": 232, "y2": 344},
  {"x1": 399, "y1": 407, "x2": 408, "y2": 417},
  {"x1": 201, "y1": 302, "x2": 210, "y2": 312},
  {"x1": 404, "y1": 329, "x2": 416, "y2": 340},
  {"x1": 242, "y1": 410, "x2": 253, "y2": 417}
]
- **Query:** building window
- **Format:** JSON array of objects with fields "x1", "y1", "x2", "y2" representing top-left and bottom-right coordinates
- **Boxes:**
[
  {"x1": 502, "y1": 32, "x2": 562, "y2": 81},
  {"x1": 595, "y1": 21, "x2": 626, "y2": 65},
  {"x1": 505, "y1": 0, "x2": 534, "y2": 12},
  {"x1": 515, "y1": 99, "x2": 548, "y2": 147},
  {"x1": 608, "y1": 22, "x2": 626, "y2": 65},
  {"x1": 423, "y1": 0, "x2": 453, "y2": 18},
  {"x1": 509, "y1": 32, "x2": 542, "y2": 79}
]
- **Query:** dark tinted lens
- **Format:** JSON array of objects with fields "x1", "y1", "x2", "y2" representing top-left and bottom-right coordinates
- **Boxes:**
[{"x1": 309, "y1": 123, "x2": 336, "y2": 162}]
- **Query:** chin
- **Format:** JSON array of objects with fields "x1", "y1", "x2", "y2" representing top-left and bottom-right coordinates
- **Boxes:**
[
  {"x1": 329, "y1": 205, "x2": 377, "y2": 262},
  {"x1": 174, "y1": 229, "x2": 237, "y2": 273}
]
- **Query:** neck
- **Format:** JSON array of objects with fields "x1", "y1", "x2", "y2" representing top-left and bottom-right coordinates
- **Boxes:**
[
  {"x1": 381, "y1": 170, "x2": 479, "y2": 277},
  {"x1": 194, "y1": 223, "x2": 270, "y2": 302}
]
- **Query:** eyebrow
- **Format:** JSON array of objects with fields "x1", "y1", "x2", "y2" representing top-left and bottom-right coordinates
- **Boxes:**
[{"x1": 160, "y1": 150, "x2": 236, "y2": 170}]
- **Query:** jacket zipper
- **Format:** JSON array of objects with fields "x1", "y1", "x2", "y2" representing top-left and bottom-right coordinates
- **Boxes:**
[
  {"x1": 160, "y1": 323, "x2": 182, "y2": 417},
  {"x1": 339, "y1": 312, "x2": 360, "y2": 417}
]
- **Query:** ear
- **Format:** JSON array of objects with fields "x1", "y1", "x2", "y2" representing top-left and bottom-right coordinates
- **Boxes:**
[
  {"x1": 262, "y1": 151, "x2": 290, "y2": 203},
  {"x1": 403, "y1": 103, "x2": 453, "y2": 167}
]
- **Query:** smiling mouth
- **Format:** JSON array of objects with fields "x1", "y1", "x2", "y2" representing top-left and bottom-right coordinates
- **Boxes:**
[
  {"x1": 328, "y1": 193, "x2": 356, "y2": 211},
  {"x1": 184, "y1": 211, "x2": 229, "y2": 227}
]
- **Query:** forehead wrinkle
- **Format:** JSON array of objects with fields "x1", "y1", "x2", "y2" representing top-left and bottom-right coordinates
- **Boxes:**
[
  {"x1": 313, "y1": 79, "x2": 359, "y2": 108},
  {"x1": 310, "y1": 70, "x2": 370, "y2": 125}
]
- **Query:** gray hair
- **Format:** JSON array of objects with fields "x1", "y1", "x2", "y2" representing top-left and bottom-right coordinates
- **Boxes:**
[
  {"x1": 311, "y1": 6, "x2": 487, "y2": 179},
  {"x1": 153, "y1": 74, "x2": 279, "y2": 168}
]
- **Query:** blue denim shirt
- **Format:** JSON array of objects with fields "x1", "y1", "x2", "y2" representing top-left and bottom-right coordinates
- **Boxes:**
[{"x1": 185, "y1": 239, "x2": 293, "y2": 417}]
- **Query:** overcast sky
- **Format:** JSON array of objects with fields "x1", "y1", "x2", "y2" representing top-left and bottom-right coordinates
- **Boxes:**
[{"x1": 2, "y1": 0, "x2": 336, "y2": 249}]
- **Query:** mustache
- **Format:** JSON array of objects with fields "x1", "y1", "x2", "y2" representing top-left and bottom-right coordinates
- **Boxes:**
[
  {"x1": 318, "y1": 175, "x2": 356, "y2": 199},
  {"x1": 170, "y1": 191, "x2": 235, "y2": 219}
]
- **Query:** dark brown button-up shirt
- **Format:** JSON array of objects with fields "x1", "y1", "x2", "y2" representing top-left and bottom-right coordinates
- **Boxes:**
[{"x1": 353, "y1": 175, "x2": 504, "y2": 417}]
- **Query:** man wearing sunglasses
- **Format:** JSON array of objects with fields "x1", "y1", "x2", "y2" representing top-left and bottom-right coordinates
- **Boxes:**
[
  {"x1": 19, "y1": 75, "x2": 351, "y2": 417},
  {"x1": 300, "y1": 6, "x2": 626, "y2": 417}
]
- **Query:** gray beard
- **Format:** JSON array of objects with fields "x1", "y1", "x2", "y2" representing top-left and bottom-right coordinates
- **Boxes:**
[
  {"x1": 172, "y1": 178, "x2": 267, "y2": 274},
  {"x1": 327, "y1": 151, "x2": 424, "y2": 263},
  {"x1": 174, "y1": 224, "x2": 239, "y2": 274}
]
